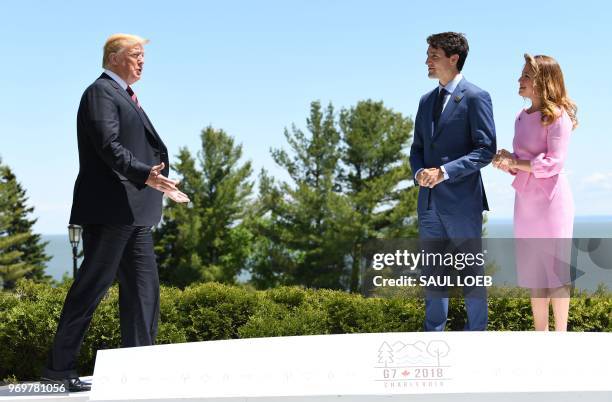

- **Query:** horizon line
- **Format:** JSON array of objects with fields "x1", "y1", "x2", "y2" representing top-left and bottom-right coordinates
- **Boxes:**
[{"x1": 37, "y1": 215, "x2": 612, "y2": 236}]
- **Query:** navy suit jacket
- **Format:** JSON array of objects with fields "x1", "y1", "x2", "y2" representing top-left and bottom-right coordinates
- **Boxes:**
[
  {"x1": 69, "y1": 73, "x2": 169, "y2": 226},
  {"x1": 409, "y1": 78, "x2": 496, "y2": 216}
]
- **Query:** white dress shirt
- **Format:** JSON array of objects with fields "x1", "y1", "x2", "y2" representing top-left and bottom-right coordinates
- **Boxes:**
[
  {"x1": 438, "y1": 73, "x2": 463, "y2": 114},
  {"x1": 104, "y1": 69, "x2": 128, "y2": 90},
  {"x1": 416, "y1": 73, "x2": 464, "y2": 183}
]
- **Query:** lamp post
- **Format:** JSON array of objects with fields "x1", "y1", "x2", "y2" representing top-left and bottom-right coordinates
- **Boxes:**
[{"x1": 68, "y1": 224, "x2": 83, "y2": 278}]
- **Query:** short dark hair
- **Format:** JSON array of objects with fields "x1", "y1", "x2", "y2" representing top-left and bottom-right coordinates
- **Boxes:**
[{"x1": 427, "y1": 32, "x2": 469, "y2": 71}]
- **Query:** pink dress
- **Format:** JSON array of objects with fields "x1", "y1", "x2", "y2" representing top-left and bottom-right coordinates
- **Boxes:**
[{"x1": 511, "y1": 108, "x2": 574, "y2": 288}]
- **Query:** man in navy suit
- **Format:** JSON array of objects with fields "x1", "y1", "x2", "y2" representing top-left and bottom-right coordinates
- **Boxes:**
[
  {"x1": 409, "y1": 32, "x2": 496, "y2": 331},
  {"x1": 42, "y1": 34, "x2": 189, "y2": 391}
]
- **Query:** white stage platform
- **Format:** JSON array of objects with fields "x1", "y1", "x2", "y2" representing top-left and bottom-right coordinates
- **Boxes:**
[{"x1": 1, "y1": 332, "x2": 611, "y2": 401}]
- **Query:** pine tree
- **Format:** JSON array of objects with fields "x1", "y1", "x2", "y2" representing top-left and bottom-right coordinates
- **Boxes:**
[
  {"x1": 154, "y1": 127, "x2": 254, "y2": 287},
  {"x1": 0, "y1": 230, "x2": 31, "y2": 290},
  {"x1": 0, "y1": 158, "x2": 50, "y2": 289},
  {"x1": 338, "y1": 100, "x2": 417, "y2": 291},
  {"x1": 251, "y1": 100, "x2": 418, "y2": 291},
  {"x1": 252, "y1": 101, "x2": 358, "y2": 289}
]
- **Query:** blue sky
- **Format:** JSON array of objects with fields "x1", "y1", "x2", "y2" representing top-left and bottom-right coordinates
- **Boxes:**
[{"x1": 1, "y1": 0, "x2": 611, "y2": 234}]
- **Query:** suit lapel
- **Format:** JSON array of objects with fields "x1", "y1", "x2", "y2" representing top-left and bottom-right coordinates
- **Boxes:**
[
  {"x1": 100, "y1": 73, "x2": 162, "y2": 146},
  {"x1": 432, "y1": 78, "x2": 467, "y2": 140},
  {"x1": 140, "y1": 108, "x2": 165, "y2": 149}
]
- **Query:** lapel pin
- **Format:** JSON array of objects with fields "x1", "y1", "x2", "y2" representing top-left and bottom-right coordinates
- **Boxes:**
[{"x1": 454, "y1": 95, "x2": 463, "y2": 103}]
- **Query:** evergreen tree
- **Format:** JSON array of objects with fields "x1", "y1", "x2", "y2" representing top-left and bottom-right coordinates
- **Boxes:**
[
  {"x1": 338, "y1": 100, "x2": 417, "y2": 291},
  {"x1": 0, "y1": 158, "x2": 50, "y2": 289},
  {"x1": 154, "y1": 127, "x2": 253, "y2": 287},
  {"x1": 0, "y1": 229, "x2": 31, "y2": 290},
  {"x1": 245, "y1": 174, "x2": 298, "y2": 289},
  {"x1": 252, "y1": 102, "x2": 358, "y2": 289},
  {"x1": 251, "y1": 100, "x2": 417, "y2": 291}
]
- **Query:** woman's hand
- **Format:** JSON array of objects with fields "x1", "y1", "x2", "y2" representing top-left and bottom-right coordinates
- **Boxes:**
[{"x1": 492, "y1": 149, "x2": 517, "y2": 173}]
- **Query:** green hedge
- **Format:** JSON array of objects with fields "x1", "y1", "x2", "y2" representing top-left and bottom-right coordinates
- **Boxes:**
[{"x1": 0, "y1": 280, "x2": 610, "y2": 381}]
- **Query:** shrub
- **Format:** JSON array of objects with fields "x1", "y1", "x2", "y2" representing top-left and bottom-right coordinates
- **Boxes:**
[{"x1": 0, "y1": 280, "x2": 609, "y2": 381}]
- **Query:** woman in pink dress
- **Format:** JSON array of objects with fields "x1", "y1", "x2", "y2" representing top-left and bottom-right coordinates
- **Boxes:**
[{"x1": 493, "y1": 54, "x2": 578, "y2": 331}]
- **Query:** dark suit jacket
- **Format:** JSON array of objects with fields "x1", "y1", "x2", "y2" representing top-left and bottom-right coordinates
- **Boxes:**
[
  {"x1": 409, "y1": 78, "x2": 496, "y2": 216},
  {"x1": 69, "y1": 73, "x2": 169, "y2": 226}
]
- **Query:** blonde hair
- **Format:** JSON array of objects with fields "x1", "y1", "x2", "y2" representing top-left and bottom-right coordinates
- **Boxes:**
[
  {"x1": 102, "y1": 33, "x2": 149, "y2": 68},
  {"x1": 524, "y1": 53, "x2": 578, "y2": 130}
]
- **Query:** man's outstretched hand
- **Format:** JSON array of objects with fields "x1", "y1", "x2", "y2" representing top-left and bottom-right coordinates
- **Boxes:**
[
  {"x1": 146, "y1": 162, "x2": 176, "y2": 191},
  {"x1": 164, "y1": 188, "x2": 190, "y2": 203},
  {"x1": 145, "y1": 163, "x2": 190, "y2": 203}
]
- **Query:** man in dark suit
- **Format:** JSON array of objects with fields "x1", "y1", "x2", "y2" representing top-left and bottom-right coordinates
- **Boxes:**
[
  {"x1": 409, "y1": 32, "x2": 496, "y2": 331},
  {"x1": 42, "y1": 34, "x2": 189, "y2": 391}
]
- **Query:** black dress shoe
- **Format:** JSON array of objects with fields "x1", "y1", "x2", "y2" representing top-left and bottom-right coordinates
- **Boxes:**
[
  {"x1": 41, "y1": 377, "x2": 91, "y2": 393},
  {"x1": 65, "y1": 378, "x2": 91, "y2": 393}
]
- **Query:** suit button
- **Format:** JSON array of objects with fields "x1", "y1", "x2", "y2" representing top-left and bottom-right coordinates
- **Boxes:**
[{"x1": 430, "y1": 143, "x2": 436, "y2": 149}]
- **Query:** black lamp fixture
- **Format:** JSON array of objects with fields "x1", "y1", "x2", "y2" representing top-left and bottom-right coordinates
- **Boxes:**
[{"x1": 68, "y1": 224, "x2": 83, "y2": 278}]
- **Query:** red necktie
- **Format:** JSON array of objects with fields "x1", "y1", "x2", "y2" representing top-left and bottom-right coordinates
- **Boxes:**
[{"x1": 126, "y1": 86, "x2": 141, "y2": 108}]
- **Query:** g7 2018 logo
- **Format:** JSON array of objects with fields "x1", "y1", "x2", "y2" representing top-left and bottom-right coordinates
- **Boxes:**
[{"x1": 375, "y1": 339, "x2": 452, "y2": 389}]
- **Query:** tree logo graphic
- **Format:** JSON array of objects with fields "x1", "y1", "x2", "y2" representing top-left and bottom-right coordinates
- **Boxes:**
[
  {"x1": 426, "y1": 340, "x2": 450, "y2": 367},
  {"x1": 376, "y1": 339, "x2": 450, "y2": 367},
  {"x1": 374, "y1": 339, "x2": 452, "y2": 387},
  {"x1": 377, "y1": 341, "x2": 394, "y2": 367}
]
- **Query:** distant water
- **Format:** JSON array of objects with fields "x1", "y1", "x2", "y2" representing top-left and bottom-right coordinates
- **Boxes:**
[
  {"x1": 42, "y1": 217, "x2": 612, "y2": 282},
  {"x1": 43, "y1": 234, "x2": 82, "y2": 281}
]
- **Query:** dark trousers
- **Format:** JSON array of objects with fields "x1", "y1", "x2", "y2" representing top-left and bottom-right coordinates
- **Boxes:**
[
  {"x1": 43, "y1": 224, "x2": 160, "y2": 379},
  {"x1": 418, "y1": 204, "x2": 488, "y2": 332}
]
